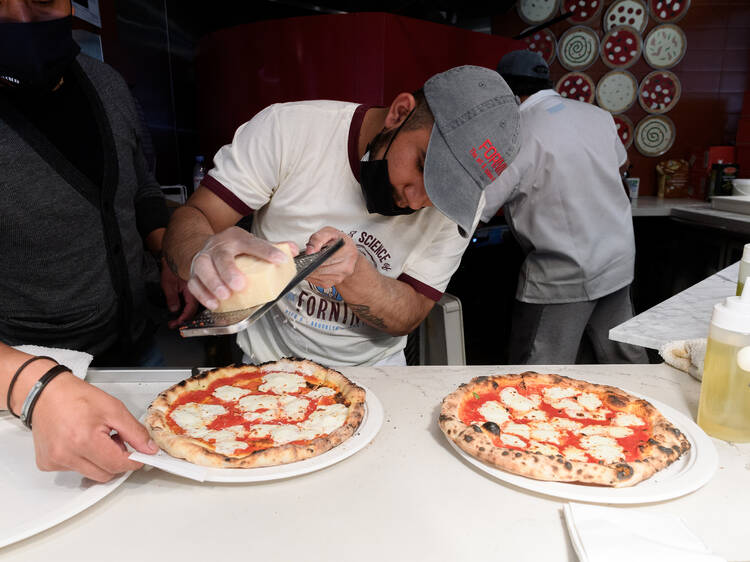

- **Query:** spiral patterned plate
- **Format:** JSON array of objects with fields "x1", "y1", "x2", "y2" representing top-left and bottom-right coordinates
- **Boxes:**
[
  {"x1": 556, "y1": 71, "x2": 596, "y2": 103},
  {"x1": 613, "y1": 114, "x2": 635, "y2": 149},
  {"x1": 561, "y1": 0, "x2": 603, "y2": 23},
  {"x1": 644, "y1": 24, "x2": 687, "y2": 69},
  {"x1": 638, "y1": 70, "x2": 681, "y2": 114},
  {"x1": 596, "y1": 70, "x2": 638, "y2": 113},
  {"x1": 522, "y1": 28, "x2": 557, "y2": 65},
  {"x1": 518, "y1": 0, "x2": 560, "y2": 24},
  {"x1": 635, "y1": 114, "x2": 676, "y2": 156},
  {"x1": 649, "y1": 0, "x2": 690, "y2": 23},
  {"x1": 558, "y1": 25, "x2": 600, "y2": 71},
  {"x1": 601, "y1": 26, "x2": 642, "y2": 69},
  {"x1": 604, "y1": 0, "x2": 649, "y2": 33}
]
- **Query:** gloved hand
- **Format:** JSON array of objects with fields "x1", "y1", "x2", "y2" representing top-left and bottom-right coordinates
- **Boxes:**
[{"x1": 187, "y1": 227, "x2": 298, "y2": 310}]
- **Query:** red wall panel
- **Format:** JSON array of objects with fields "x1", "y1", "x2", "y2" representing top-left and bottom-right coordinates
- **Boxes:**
[{"x1": 196, "y1": 13, "x2": 523, "y2": 163}]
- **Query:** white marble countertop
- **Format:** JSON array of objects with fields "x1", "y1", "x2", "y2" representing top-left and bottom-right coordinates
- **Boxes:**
[
  {"x1": 2, "y1": 365, "x2": 748, "y2": 562},
  {"x1": 630, "y1": 196, "x2": 707, "y2": 217},
  {"x1": 610, "y1": 262, "x2": 738, "y2": 350}
]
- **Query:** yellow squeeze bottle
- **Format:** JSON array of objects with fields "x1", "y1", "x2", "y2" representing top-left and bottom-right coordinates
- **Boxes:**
[{"x1": 697, "y1": 278, "x2": 750, "y2": 442}]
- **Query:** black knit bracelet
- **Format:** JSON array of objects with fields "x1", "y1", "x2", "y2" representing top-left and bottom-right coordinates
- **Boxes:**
[
  {"x1": 19, "y1": 364, "x2": 71, "y2": 429},
  {"x1": 6, "y1": 355, "x2": 55, "y2": 418}
]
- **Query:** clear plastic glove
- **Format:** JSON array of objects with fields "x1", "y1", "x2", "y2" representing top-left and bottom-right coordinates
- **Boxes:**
[
  {"x1": 187, "y1": 227, "x2": 299, "y2": 310},
  {"x1": 31, "y1": 372, "x2": 158, "y2": 483},
  {"x1": 304, "y1": 227, "x2": 361, "y2": 289}
]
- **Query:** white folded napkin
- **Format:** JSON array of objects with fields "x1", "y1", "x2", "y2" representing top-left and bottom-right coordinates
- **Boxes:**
[
  {"x1": 129, "y1": 450, "x2": 209, "y2": 482},
  {"x1": 13, "y1": 344, "x2": 93, "y2": 380},
  {"x1": 659, "y1": 338, "x2": 706, "y2": 381},
  {"x1": 564, "y1": 503, "x2": 725, "y2": 562}
]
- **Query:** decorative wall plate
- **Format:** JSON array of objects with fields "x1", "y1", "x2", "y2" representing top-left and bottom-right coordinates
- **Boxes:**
[
  {"x1": 596, "y1": 70, "x2": 639, "y2": 113},
  {"x1": 604, "y1": 0, "x2": 649, "y2": 33},
  {"x1": 561, "y1": 0, "x2": 604, "y2": 24},
  {"x1": 558, "y1": 25, "x2": 600, "y2": 71},
  {"x1": 644, "y1": 24, "x2": 687, "y2": 69},
  {"x1": 601, "y1": 26, "x2": 643, "y2": 69},
  {"x1": 638, "y1": 70, "x2": 681, "y2": 113},
  {"x1": 649, "y1": 0, "x2": 690, "y2": 23},
  {"x1": 613, "y1": 113, "x2": 635, "y2": 149},
  {"x1": 556, "y1": 71, "x2": 596, "y2": 103},
  {"x1": 522, "y1": 28, "x2": 557, "y2": 66},
  {"x1": 518, "y1": 0, "x2": 560, "y2": 24},
  {"x1": 635, "y1": 114, "x2": 676, "y2": 156}
]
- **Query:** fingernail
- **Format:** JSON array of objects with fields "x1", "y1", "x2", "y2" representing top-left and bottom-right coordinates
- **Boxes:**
[
  {"x1": 271, "y1": 251, "x2": 287, "y2": 263},
  {"x1": 206, "y1": 299, "x2": 219, "y2": 310},
  {"x1": 148, "y1": 439, "x2": 158, "y2": 452},
  {"x1": 215, "y1": 287, "x2": 230, "y2": 300},
  {"x1": 229, "y1": 275, "x2": 245, "y2": 290}
]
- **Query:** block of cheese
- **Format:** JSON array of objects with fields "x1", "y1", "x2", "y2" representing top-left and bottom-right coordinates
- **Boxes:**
[{"x1": 215, "y1": 243, "x2": 296, "y2": 312}]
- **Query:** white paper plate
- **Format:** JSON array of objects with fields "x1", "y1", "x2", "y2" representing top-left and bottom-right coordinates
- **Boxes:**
[
  {"x1": 446, "y1": 395, "x2": 718, "y2": 504},
  {"x1": 144, "y1": 386, "x2": 384, "y2": 483},
  {"x1": 0, "y1": 413, "x2": 132, "y2": 548}
]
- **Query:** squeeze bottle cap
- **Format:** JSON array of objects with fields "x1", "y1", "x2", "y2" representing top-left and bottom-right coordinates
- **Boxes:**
[
  {"x1": 742, "y1": 243, "x2": 750, "y2": 262},
  {"x1": 712, "y1": 277, "x2": 750, "y2": 333}
]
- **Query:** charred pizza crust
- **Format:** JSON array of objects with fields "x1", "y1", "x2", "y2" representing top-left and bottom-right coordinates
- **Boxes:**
[
  {"x1": 439, "y1": 372, "x2": 690, "y2": 487},
  {"x1": 146, "y1": 358, "x2": 366, "y2": 468}
]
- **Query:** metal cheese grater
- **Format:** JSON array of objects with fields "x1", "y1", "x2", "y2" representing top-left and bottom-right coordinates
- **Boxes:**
[{"x1": 179, "y1": 238, "x2": 344, "y2": 337}]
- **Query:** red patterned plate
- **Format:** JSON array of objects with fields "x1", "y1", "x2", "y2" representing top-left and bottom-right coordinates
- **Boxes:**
[
  {"x1": 638, "y1": 70, "x2": 681, "y2": 114},
  {"x1": 613, "y1": 114, "x2": 635, "y2": 149},
  {"x1": 561, "y1": 0, "x2": 604, "y2": 23},
  {"x1": 644, "y1": 24, "x2": 687, "y2": 69},
  {"x1": 522, "y1": 28, "x2": 557, "y2": 66},
  {"x1": 558, "y1": 25, "x2": 600, "y2": 71},
  {"x1": 635, "y1": 115, "x2": 676, "y2": 156},
  {"x1": 601, "y1": 26, "x2": 642, "y2": 69},
  {"x1": 556, "y1": 71, "x2": 596, "y2": 103},
  {"x1": 518, "y1": 0, "x2": 560, "y2": 24},
  {"x1": 604, "y1": 0, "x2": 649, "y2": 33},
  {"x1": 649, "y1": 0, "x2": 690, "y2": 23}
]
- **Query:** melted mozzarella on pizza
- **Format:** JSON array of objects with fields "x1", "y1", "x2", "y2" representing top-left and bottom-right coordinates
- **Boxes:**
[
  {"x1": 518, "y1": 409, "x2": 548, "y2": 421},
  {"x1": 307, "y1": 386, "x2": 336, "y2": 399},
  {"x1": 578, "y1": 392, "x2": 602, "y2": 411},
  {"x1": 278, "y1": 395, "x2": 311, "y2": 421},
  {"x1": 171, "y1": 403, "x2": 227, "y2": 436},
  {"x1": 614, "y1": 412, "x2": 645, "y2": 427},
  {"x1": 550, "y1": 417, "x2": 583, "y2": 432},
  {"x1": 543, "y1": 386, "x2": 578, "y2": 401},
  {"x1": 529, "y1": 421, "x2": 561, "y2": 444},
  {"x1": 299, "y1": 403, "x2": 348, "y2": 437},
  {"x1": 579, "y1": 435, "x2": 625, "y2": 463},
  {"x1": 500, "y1": 387, "x2": 535, "y2": 413},
  {"x1": 578, "y1": 424, "x2": 633, "y2": 438},
  {"x1": 478, "y1": 400, "x2": 511, "y2": 425},
  {"x1": 562, "y1": 446, "x2": 588, "y2": 462},
  {"x1": 528, "y1": 440, "x2": 560, "y2": 456},
  {"x1": 258, "y1": 372, "x2": 307, "y2": 394},
  {"x1": 500, "y1": 433, "x2": 527, "y2": 448},
  {"x1": 204, "y1": 426, "x2": 247, "y2": 454},
  {"x1": 213, "y1": 385, "x2": 253, "y2": 402},
  {"x1": 503, "y1": 422, "x2": 531, "y2": 439}
]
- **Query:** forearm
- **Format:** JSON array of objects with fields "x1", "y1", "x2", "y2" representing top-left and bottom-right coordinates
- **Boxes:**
[
  {"x1": 0, "y1": 343, "x2": 57, "y2": 412},
  {"x1": 336, "y1": 258, "x2": 434, "y2": 336},
  {"x1": 162, "y1": 205, "x2": 217, "y2": 280}
]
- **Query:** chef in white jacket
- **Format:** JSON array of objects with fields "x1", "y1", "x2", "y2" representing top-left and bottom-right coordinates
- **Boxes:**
[{"x1": 483, "y1": 50, "x2": 648, "y2": 364}]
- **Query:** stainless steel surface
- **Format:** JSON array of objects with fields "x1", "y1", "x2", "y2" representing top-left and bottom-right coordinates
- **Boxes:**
[{"x1": 179, "y1": 239, "x2": 345, "y2": 337}]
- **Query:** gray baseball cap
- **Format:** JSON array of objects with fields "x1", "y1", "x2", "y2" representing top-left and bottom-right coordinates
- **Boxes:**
[
  {"x1": 497, "y1": 49, "x2": 550, "y2": 80},
  {"x1": 423, "y1": 65, "x2": 520, "y2": 237}
]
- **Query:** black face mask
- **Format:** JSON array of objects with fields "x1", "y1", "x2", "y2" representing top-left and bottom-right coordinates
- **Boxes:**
[
  {"x1": 359, "y1": 109, "x2": 417, "y2": 216},
  {"x1": 0, "y1": 16, "x2": 80, "y2": 92}
]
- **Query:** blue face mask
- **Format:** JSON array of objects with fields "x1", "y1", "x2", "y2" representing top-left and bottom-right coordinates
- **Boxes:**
[
  {"x1": 0, "y1": 16, "x2": 80, "y2": 92},
  {"x1": 359, "y1": 109, "x2": 417, "y2": 216}
]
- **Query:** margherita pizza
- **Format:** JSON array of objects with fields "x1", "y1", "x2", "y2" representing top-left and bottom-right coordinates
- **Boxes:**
[
  {"x1": 146, "y1": 358, "x2": 366, "y2": 468},
  {"x1": 601, "y1": 26, "x2": 642, "y2": 69},
  {"x1": 439, "y1": 372, "x2": 690, "y2": 487},
  {"x1": 556, "y1": 71, "x2": 596, "y2": 103},
  {"x1": 638, "y1": 70, "x2": 681, "y2": 113},
  {"x1": 561, "y1": 0, "x2": 603, "y2": 23},
  {"x1": 522, "y1": 28, "x2": 557, "y2": 66}
]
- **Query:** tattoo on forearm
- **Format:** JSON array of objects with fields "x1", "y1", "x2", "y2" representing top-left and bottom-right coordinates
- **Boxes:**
[
  {"x1": 349, "y1": 304, "x2": 388, "y2": 330},
  {"x1": 164, "y1": 252, "x2": 180, "y2": 276}
]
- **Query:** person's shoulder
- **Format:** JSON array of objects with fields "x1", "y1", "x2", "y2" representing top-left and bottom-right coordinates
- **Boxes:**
[
  {"x1": 76, "y1": 54, "x2": 132, "y2": 100},
  {"x1": 270, "y1": 99, "x2": 360, "y2": 116}
]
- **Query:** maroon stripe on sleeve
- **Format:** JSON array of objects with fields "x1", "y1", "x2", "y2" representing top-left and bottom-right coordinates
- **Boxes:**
[
  {"x1": 398, "y1": 273, "x2": 443, "y2": 302},
  {"x1": 348, "y1": 104, "x2": 372, "y2": 182},
  {"x1": 203, "y1": 174, "x2": 254, "y2": 216}
]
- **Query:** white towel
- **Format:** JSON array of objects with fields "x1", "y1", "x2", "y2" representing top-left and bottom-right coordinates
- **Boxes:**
[
  {"x1": 564, "y1": 503, "x2": 725, "y2": 562},
  {"x1": 13, "y1": 345, "x2": 93, "y2": 380},
  {"x1": 659, "y1": 338, "x2": 706, "y2": 381}
]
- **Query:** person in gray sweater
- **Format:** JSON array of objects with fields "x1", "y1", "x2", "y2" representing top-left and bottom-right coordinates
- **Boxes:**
[{"x1": 0, "y1": 0, "x2": 190, "y2": 479}]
